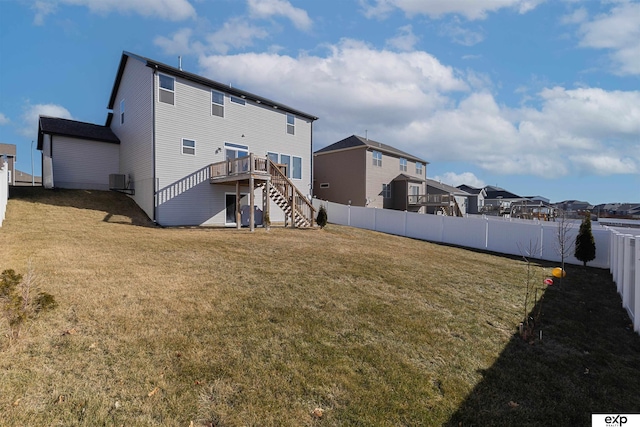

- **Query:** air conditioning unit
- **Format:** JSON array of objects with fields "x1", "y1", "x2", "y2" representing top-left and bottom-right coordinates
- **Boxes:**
[{"x1": 109, "y1": 174, "x2": 127, "y2": 190}]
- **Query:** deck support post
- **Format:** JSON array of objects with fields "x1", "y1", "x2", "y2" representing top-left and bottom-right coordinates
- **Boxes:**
[
  {"x1": 235, "y1": 181, "x2": 241, "y2": 230},
  {"x1": 249, "y1": 175, "x2": 255, "y2": 232}
]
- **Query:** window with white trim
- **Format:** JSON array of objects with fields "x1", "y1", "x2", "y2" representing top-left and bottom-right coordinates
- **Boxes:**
[
  {"x1": 120, "y1": 99, "x2": 125, "y2": 124},
  {"x1": 286, "y1": 113, "x2": 295, "y2": 135},
  {"x1": 382, "y1": 183, "x2": 391, "y2": 198},
  {"x1": 212, "y1": 91, "x2": 224, "y2": 117},
  {"x1": 267, "y1": 152, "x2": 279, "y2": 164},
  {"x1": 292, "y1": 156, "x2": 302, "y2": 180},
  {"x1": 416, "y1": 162, "x2": 423, "y2": 176},
  {"x1": 159, "y1": 74, "x2": 175, "y2": 105},
  {"x1": 280, "y1": 154, "x2": 291, "y2": 177},
  {"x1": 230, "y1": 95, "x2": 245, "y2": 105},
  {"x1": 182, "y1": 138, "x2": 195, "y2": 155},
  {"x1": 225, "y1": 142, "x2": 248, "y2": 160},
  {"x1": 400, "y1": 158, "x2": 407, "y2": 172},
  {"x1": 372, "y1": 150, "x2": 382, "y2": 167}
]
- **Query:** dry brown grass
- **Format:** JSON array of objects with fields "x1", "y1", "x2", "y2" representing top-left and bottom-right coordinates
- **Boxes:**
[{"x1": 0, "y1": 188, "x2": 637, "y2": 426}]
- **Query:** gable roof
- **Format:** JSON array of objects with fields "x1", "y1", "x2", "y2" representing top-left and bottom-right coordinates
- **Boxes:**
[
  {"x1": 37, "y1": 116, "x2": 120, "y2": 150},
  {"x1": 483, "y1": 185, "x2": 521, "y2": 200},
  {"x1": 108, "y1": 51, "x2": 318, "y2": 122},
  {"x1": 457, "y1": 184, "x2": 486, "y2": 197},
  {"x1": 427, "y1": 179, "x2": 471, "y2": 195},
  {"x1": 392, "y1": 173, "x2": 426, "y2": 183},
  {"x1": 315, "y1": 135, "x2": 428, "y2": 164}
]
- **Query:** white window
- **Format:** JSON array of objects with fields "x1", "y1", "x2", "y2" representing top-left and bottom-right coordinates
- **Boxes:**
[
  {"x1": 286, "y1": 113, "x2": 295, "y2": 135},
  {"x1": 416, "y1": 162, "x2": 423, "y2": 176},
  {"x1": 225, "y1": 142, "x2": 248, "y2": 160},
  {"x1": 159, "y1": 74, "x2": 175, "y2": 105},
  {"x1": 280, "y1": 154, "x2": 291, "y2": 177},
  {"x1": 120, "y1": 99, "x2": 125, "y2": 125},
  {"x1": 292, "y1": 156, "x2": 302, "y2": 180},
  {"x1": 212, "y1": 91, "x2": 224, "y2": 117},
  {"x1": 230, "y1": 95, "x2": 245, "y2": 105},
  {"x1": 182, "y1": 138, "x2": 195, "y2": 155},
  {"x1": 267, "y1": 152, "x2": 279, "y2": 164},
  {"x1": 372, "y1": 150, "x2": 382, "y2": 167},
  {"x1": 382, "y1": 183, "x2": 391, "y2": 198},
  {"x1": 400, "y1": 158, "x2": 407, "y2": 172}
]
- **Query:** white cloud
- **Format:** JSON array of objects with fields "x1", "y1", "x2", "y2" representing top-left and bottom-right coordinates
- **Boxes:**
[
  {"x1": 440, "y1": 17, "x2": 484, "y2": 46},
  {"x1": 432, "y1": 172, "x2": 485, "y2": 188},
  {"x1": 154, "y1": 28, "x2": 202, "y2": 55},
  {"x1": 198, "y1": 38, "x2": 468, "y2": 129},
  {"x1": 576, "y1": 2, "x2": 640, "y2": 75},
  {"x1": 206, "y1": 18, "x2": 269, "y2": 54},
  {"x1": 0, "y1": 113, "x2": 10, "y2": 125},
  {"x1": 33, "y1": 0, "x2": 196, "y2": 23},
  {"x1": 32, "y1": 1, "x2": 57, "y2": 25},
  {"x1": 20, "y1": 103, "x2": 72, "y2": 137},
  {"x1": 560, "y1": 7, "x2": 587, "y2": 25},
  {"x1": 360, "y1": 0, "x2": 545, "y2": 20},
  {"x1": 247, "y1": 0, "x2": 312, "y2": 31},
  {"x1": 195, "y1": 41, "x2": 638, "y2": 180},
  {"x1": 385, "y1": 25, "x2": 419, "y2": 51}
]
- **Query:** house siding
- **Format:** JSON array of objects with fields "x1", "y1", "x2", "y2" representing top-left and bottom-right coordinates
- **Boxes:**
[
  {"x1": 109, "y1": 57, "x2": 155, "y2": 220},
  {"x1": 51, "y1": 136, "x2": 119, "y2": 190},
  {"x1": 154, "y1": 72, "x2": 313, "y2": 226},
  {"x1": 366, "y1": 150, "x2": 425, "y2": 209},
  {"x1": 313, "y1": 148, "x2": 366, "y2": 206}
]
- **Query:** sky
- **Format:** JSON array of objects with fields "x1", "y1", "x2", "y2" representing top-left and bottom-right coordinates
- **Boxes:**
[{"x1": 0, "y1": 0, "x2": 638, "y2": 205}]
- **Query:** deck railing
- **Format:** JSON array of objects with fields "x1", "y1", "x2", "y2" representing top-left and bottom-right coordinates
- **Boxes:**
[
  {"x1": 209, "y1": 154, "x2": 270, "y2": 178},
  {"x1": 408, "y1": 194, "x2": 452, "y2": 205}
]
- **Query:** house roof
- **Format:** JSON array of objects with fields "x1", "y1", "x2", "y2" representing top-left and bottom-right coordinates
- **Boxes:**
[
  {"x1": 0, "y1": 143, "x2": 16, "y2": 157},
  {"x1": 392, "y1": 173, "x2": 426, "y2": 183},
  {"x1": 427, "y1": 179, "x2": 471, "y2": 195},
  {"x1": 37, "y1": 116, "x2": 120, "y2": 150},
  {"x1": 108, "y1": 51, "x2": 318, "y2": 122},
  {"x1": 457, "y1": 184, "x2": 486, "y2": 196},
  {"x1": 315, "y1": 135, "x2": 428, "y2": 164},
  {"x1": 483, "y1": 185, "x2": 521, "y2": 200}
]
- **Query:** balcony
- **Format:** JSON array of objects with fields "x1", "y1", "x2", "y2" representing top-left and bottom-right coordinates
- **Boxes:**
[{"x1": 408, "y1": 194, "x2": 452, "y2": 206}]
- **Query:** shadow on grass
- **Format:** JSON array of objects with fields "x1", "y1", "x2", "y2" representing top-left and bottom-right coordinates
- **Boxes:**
[
  {"x1": 9, "y1": 186, "x2": 155, "y2": 227},
  {"x1": 447, "y1": 264, "x2": 640, "y2": 426}
]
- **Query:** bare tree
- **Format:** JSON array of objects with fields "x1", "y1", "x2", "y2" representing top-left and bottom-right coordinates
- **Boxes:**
[{"x1": 554, "y1": 209, "x2": 574, "y2": 288}]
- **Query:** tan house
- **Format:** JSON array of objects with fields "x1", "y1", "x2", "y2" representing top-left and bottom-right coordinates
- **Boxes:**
[
  {"x1": 0, "y1": 143, "x2": 16, "y2": 185},
  {"x1": 313, "y1": 135, "x2": 429, "y2": 212}
]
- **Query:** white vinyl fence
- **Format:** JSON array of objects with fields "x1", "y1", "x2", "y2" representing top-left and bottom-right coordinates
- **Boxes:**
[
  {"x1": 0, "y1": 160, "x2": 8, "y2": 228},
  {"x1": 609, "y1": 229, "x2": 640, "y2": 333},
  {"x1": 314, "y1": 200, "x2": 640, "y2": 334}
]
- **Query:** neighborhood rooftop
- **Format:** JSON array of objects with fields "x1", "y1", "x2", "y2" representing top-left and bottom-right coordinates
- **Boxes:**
[
  {"x1": 315, "y1": 135, "x2": 428, "y2": 164},
  {"x1": 107, "y1": 51, "x2": 318, "y2": 122},
  {"x1": 37, "y1": 116, "x2": 120, "y2": 150}
]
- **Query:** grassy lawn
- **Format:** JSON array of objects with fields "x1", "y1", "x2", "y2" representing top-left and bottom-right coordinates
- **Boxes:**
[{"x1": 0, "y1": 188, "x2": 638, "y2": 426}]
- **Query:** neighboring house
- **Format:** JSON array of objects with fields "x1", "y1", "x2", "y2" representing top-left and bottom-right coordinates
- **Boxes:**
[
  {"x1": 480, "y1": 185, "x2": 524, "y2": 216},
  {"x1": 38, "y1": 51, "x2": 318, "y2": 228},
  {"x1": 13, "y1": 170, "x2": 42, "y2": 186},
  {"x1": 425, "y1": 179, "x2": 471, "y2": 216},
  {"x1": 0, "y1": 143, "x2": 16, "y2": 185},
  {"x1": 457, "y1": 184, "x2": 486, "y2": 214},
  {"x1": 313, "y1": 135, "x2": 429, "y2": 212},
  {"x1": 555, "y1": 200, "x2": 594, "y2": 218}
]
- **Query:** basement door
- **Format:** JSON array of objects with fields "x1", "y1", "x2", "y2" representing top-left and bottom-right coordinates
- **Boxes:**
[{"x1": 225, "y1": 193, "x2": 249, "y2": 225}]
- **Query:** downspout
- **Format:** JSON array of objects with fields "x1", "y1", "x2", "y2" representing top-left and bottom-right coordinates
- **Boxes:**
[
  {"x1": 309, "y1": 119, "x2": 314, "y2": 199},
  {"x1": 152, "y1": 67, "x2": 158, "y2": 224}
]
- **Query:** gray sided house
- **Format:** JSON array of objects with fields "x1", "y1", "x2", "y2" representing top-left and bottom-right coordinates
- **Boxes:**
[
  {"x1": 38, "y1": 51, "x2": 318, "y2": 228},
  {"x1": 313, "y1": 135, "x2": 429, "y2": 212},
  {"x1": 0, "y1": 143, "x2": 17, "y2": 185},
  {"x1": 425, "y1": 179, "x2": 471, "y2": 216}
]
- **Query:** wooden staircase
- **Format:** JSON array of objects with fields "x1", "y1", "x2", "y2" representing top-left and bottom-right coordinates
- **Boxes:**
[{"x1": 261, "y1": 159, "x2": 315, "y2": 228}]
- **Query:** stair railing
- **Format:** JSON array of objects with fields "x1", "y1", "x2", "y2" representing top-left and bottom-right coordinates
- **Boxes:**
[{"x1": 267, "y1": 159, "x2": 315, "y2": 227}]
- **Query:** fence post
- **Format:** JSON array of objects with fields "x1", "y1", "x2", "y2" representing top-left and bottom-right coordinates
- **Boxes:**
[{"x1": 622, "y1": 235, "x2": 633, "y2": 311}]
